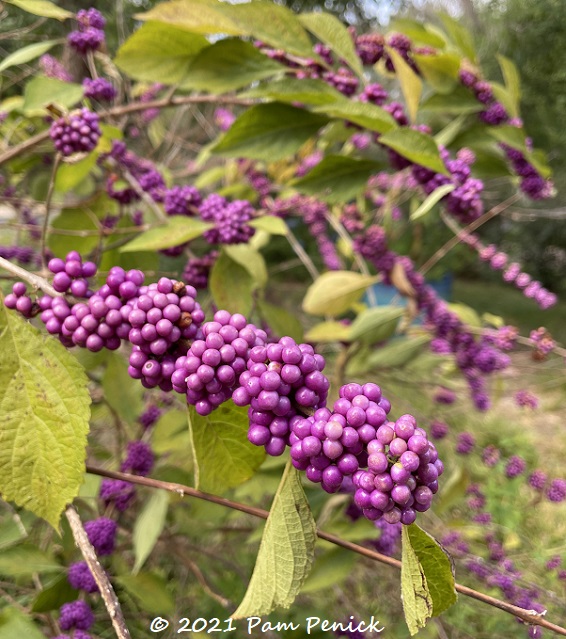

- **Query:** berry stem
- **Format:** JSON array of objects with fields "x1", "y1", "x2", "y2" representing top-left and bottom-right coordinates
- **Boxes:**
[
  {"x1": 40, "y1": 152, "x2": 61, "y2": 270},
  {"x1": 65, "y1": 505, "x2": 132, "y2": 639},
  {"x1": 85, "y1": 465, "x2": 566, "y2": 637}
]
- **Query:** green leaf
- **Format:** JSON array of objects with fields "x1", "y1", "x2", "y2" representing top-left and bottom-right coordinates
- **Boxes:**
[
  {"x1": 401, "y1": 525, "x2": 433, "y2": 635},
  {"x1": 232, "y1": 462, "x2": 316, "y2": 618},
  {"x1": 303, "y1": 271, "x2": 379, "y2": 317},
  {"x1": 421, "y1": 86, "x2": 482, "y2": 114},
  {"x1": 497, "y1": 54, "x2": 521, "y2": 108},
  {"x1": 0, "y1": 608, "x2": 46, "y2": 639},
  {"x1": 304, "y1": 320, "x2": 352, "y2": 343},
  {"x1": 117, "y1": 572, "x2": 175, "y2": 615},
  {"x1": 212, "y1": 103, "x2": 328, "y2": 162},
  {"x1": 120, "y1": 216, "x2": 213, "y2": 252},
  {"x1": 188, "y1": 402, "x2": 265, "y2": 494},
  {"x1": 137, "y1": 0, "x2": 313, "y2": 59},
  {"x1": 182, "y1": 39, "x2": 283, "y2": 93},
  {"x1": 102, "y1": 352, "x2": 144, "y2": 424},
  {"x1": 133, "y1": 490, "x2": 169, "y2": 574},
  {"x1": 114, "y1": 22, "x2": 208, "y2": 84},
  {"x1": 412, "y1": 52, "x2": 461, "y2": 94},
  {"x1": 54, "y1": 153, "x2": 97, "y2": 194},
  {"x1": 406, "y1": 524, "x2": 457, "y2": 617},
  {"x1": 298, "y1": 12, "x2": 363, "y2": 77},
  {"x1": 447, "y1": 303, "x2": 482, "y2": 328},
  {"x1": 32, "y1": 573, "x2": 78, "y2": 612},
  {"x1": 410, "y1": 183, "x2": 455, "y2": 221},
  {"x1": 349, "y1": 306, "x2": 404, "y2": 345},
  {"x1": 0, "y1": 545, "x2": 61, "y2": 576},
  {"x1": 439, "y1": 13, "x2": 476, "y2": 62},
  {"x1": 23, "y1": 77, "x2": 83, "y2": 113},
  {"x1": 390, "y1": 19, "x2": 446, "y2": 48},
  {"x1": 0, "y1": 40, "x2": 60, "y2": 73},
  {"x1": 4, "y1": 0, "x2": 72, "y2": 19},
  {"x1": 434, "y1": 114, "x2": 468, "y2": 147},
  {"x1": 209, "y1": 250, "x2": 255, "y2": 315},
  {"x1": 224, "y1": 244, "x2": 268, "y2": 289},
  {"x1": 359, "y1": 334, "x2": 431, "y2": 371},
  {"x1": 49, "y1": 199, "x2": 110, "y2": 258},
  {"x1": 0, "y1": 302, "x2": 91, "y2": 527},
  {"x1": 293, "y1": 155, "x2": 381, "y2": 204},
  {"x1": 257, "y1": 300, "x2": 304, "y2": 343},
  {"x1": 386, "y1": 47, "x2": 422, "y2": 123},
  {"x1": 243, "y1": 78, "x2": 343, "y2": 106},
  {"x1": 315, "y1": 99, "x2": 397, "y2": 134},
  {"x1": 490, "y1": 81, "x2": 519, "y2": 119},
  {"x1": 249, "y1": 216, "x2": 288, "y2": 236},
  {"x1": 379, "y1": 128, "x2": 449, "y2": 175},
  {"x1": 301, "y1": 548, "x2": 356, "y2": 593}
]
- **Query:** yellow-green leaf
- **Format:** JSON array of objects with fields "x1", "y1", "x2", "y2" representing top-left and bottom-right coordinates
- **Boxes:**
[
  {"x1": 304, "y1": 320, "x2": 352, "y2": 343},
  {"x1": 133, "y1": 490, "x2": 169, "y2": 574},
  {"x1": 188, "y1": 402, "x2": 265, "y2": 494},
  {"x1": 410, "y1": 183, "x2": 455, "y2": 221},
  {"x1": 213, "y1": 103, "x2": 328, "y2": 162},
  {"x1": 349, "y1": 306, "x2": 404, "y2": 345},
  {"x1": 0, "y1": 40, "x2": 61, "y2": 73},
  {"x1": 182, "y1": 38, "x2": 284, "y2": 93},
  {"x1": 5, "y1": 0, "x2": 72, "y2": 20},
  {"x1": 0, "y1": 301, "x2": 91, "y2": 528},
  {"x1": 232, "y1": 462, "x2": 316, "y2": 618},
  {"x1": 120, "y1": 217, "x2": 213, "y2": 252},
  {"x1": 299, "y1": 12, "x2": 363, "y2": 77},
  {"x1": 401, "y1": 525, "x2": 434, "y2": 635},
  {"x1": 249, "y1": 216, "x2": 288, "y2": 236},
  {"x1": 303, "y1": 271, "x2": 379, "y2": 317},
  {"x1": 137, "y1": 0, "x2": 313, "y2": 58},
  {"x1": 379, "y1": 128, "x2": 449, "y2": 175},
  {"x1": 114, "y1": 22, "x2": 209, "y2": 84},
  {"x1": 386, "y1": 46, "x2": 422, "y2": 123},
  {"x1": 406, "y1": 524, "x2": 457, "y2": 617}
]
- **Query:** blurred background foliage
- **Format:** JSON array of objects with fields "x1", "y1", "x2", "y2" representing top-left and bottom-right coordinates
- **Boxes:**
[{"x1": 2, "y1": 0, "x2": 565, "y2": 293}]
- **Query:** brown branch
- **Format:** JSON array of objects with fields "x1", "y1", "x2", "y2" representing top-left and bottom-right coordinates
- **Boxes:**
[
  {"x1": 419, "y1": 193, "x2": 521, "y2": 275},
  {"x1": 0, "y1": 95, "x2": 255, "y2": 167},
  {"x1": 65, "y1": 505, "x2": 131, "y2": 639},
  {"x1": 85, "y1": 465, "x2": 566, "y2": 637},
  {"x1": 0, "y1": 255, "x2": 58, "y2": 296}
]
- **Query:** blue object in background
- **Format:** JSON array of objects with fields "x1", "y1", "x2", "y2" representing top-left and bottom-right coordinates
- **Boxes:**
[{"x1": 363, "y1": 272, "x2": 454, "y2": 307}]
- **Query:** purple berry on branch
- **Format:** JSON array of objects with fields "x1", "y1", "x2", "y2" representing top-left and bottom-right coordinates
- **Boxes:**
[{"x1": 50, "y1": 108, "x2": 102, "y2": 157}]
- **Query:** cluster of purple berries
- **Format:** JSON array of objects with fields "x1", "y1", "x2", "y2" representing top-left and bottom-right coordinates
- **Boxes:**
[
  {"x1": 83, "y1": 77, "x2": 116, "y2": 102},
  {"x1": 172, "y1": 310, "x2": 267, "y2": 415},
  {"x1": 67, "y1": 7, "x2": 106, "y2": 54},
  {"x1": 39, "y1": 54, "x2": 72, "y2": 82},
  {"x1": 127, "y1": 278, "x2": 205, "y2": 391},
  {"x1": 182, "y1": 250, "x2": 218, "y2": 290},
  {"x1": 289, "y1": 383, "x2": 442, "y2": 525},
  {"x1": 233, "y1": 337, "x2": 330, "y2": 456},
  {"x1": 50, "y1": 108, "x2": 101, "y2": 156},
  {"x1": 199, "y1": 194, "x2": 256, "y2": 245}
]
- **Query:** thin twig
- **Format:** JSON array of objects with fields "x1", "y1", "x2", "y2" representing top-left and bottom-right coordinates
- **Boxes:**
[
  {"x1": 85, "y1": 465, "x2": 566, "y2": 637},
  {"x1": 0, "y1": 95, "x2": 255, "y2": 167},
  {"x1": 286, "y1": 228, "x2": 319, "y2": 281},
  {"x1": 40, "y1": 154, "x2": 61, "y2": 269},
  {"x1": 419, "y1": 193, "x2": 521, "y2": 275},
  {"x1": 65, "y1": 505, "x2": 131, "y2": 639},
  {"x1": 0, "y1": 255, "x2": 58, "y2": 296}
]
